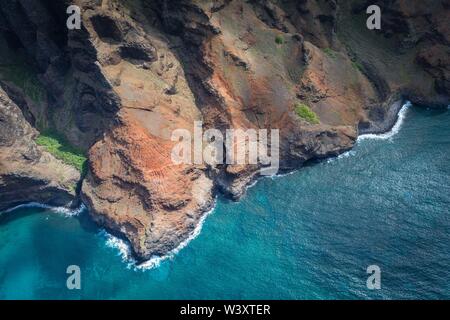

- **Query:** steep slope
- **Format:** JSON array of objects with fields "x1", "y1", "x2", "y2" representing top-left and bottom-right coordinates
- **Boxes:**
[
  {"x1": 0, "y1": 0, "x2": 448, "y2": 261},
  {"x1": 0, "y1": 87, "x2": 80, "y2": 210}
]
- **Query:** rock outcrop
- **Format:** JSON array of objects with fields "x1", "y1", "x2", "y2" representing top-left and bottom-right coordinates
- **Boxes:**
[
  {"x1": 0, "y1": 0, "x2": 448, "y2": 261},
  {"x1": 0, "y1": 87, "x2": 80, "y2": 211}
]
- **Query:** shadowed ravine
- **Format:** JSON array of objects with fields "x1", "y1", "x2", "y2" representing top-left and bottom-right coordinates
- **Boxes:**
[{"x1": 1, "y1": 0, "x2": 449, "y2": 261}]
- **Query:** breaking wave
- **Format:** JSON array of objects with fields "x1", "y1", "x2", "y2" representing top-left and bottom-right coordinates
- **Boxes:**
[
  {"x1": 102, "y1": 102, "x2": 413, "y2": 271},
  {"x1": 357, "y1": 101, "x2": 411, "y2": 141},
  {"x1": 2, "y1": 202, "x2": 86, "y2": 217},
  {"x1": 326, "y1": 150, "x2": 357, "y2": 164},
  {"x1": 101, "y1": 199, "x2": 217, "y2": 271}
]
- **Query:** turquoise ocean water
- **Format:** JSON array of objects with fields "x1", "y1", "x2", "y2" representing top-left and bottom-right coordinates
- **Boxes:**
[{"x1": 0, "y1": 105, "x2": 449, "y2": 299}]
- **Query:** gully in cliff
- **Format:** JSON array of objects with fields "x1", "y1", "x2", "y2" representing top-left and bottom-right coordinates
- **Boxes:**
[{"x1": 171, "y1": 121, "x2": 280, "y2": 176}]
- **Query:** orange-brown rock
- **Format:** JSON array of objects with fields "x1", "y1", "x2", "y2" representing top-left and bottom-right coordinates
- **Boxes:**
[{"x1": 0, "y1": 0, "x2": 448, "y2": 260}]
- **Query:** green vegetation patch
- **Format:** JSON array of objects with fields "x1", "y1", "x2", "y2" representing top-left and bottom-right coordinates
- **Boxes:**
[
  {"x1": 275, "y1": 35, "x2": 284, "y2": 44},
  {"x1": 35, "y1": 132, "x2": 87, "y2": 172},
  {"x1": 294, "y1": 103, "x2": 320, "y2": 124},
  {"x1": 352, "y1": 61, "x2": 364, "y2": 72},
  {"x1": 323, "y1": 48, "x2": 337, "y2": 58},
  {"x1": 0, "y1": 63, "x2": 46, "y2": 104}
]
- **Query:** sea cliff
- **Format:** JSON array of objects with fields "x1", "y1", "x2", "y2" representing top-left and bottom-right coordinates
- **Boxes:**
[{"x1": 0, "y1": 0, "x2": 448, "y2": 260}]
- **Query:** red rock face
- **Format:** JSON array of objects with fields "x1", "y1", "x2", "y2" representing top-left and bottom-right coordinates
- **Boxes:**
[
  {"x1": 82, "y1": 111, "x2": 214, "y2": 259},
  {"x1": 0, "y1": 0, "x2": 448, "y2": 260}
]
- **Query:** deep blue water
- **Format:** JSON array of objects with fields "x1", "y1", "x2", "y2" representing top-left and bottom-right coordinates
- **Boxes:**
[{"x1": 0, "y1": 105, "x2": 449, "y2": 299}]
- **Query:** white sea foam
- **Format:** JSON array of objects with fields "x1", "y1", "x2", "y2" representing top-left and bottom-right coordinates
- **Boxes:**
[
  {"x1": 103, "y1": 103, "x2": 413, "y2": 270},
  {"x1": 269, "y1": 169, "x2": 296, "y2": 180},
  {"x1": 2, "y1": 202, "x2": 86, "y2": 217},
  {"x1": 357, "y1": 101, "x2": 411, "y2": 142},
  {"x1": 326, "y1": 150, "x2": 357, "y2": 164},
  {"x1": 102, "y1": 199, "x2": 217, "y2": 271},
  {"x1": 246, "y1": 179, "x2": 259, "y2": 190}
]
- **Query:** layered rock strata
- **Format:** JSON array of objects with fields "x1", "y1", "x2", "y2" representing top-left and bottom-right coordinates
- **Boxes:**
[{"x1": 0, "y1": 0, "x2": 448, "y2": 260}]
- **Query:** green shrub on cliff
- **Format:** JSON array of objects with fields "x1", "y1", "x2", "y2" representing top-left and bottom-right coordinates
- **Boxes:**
[
  {"x1": 0, "y1": 64, "x2": 45, "y2": 104},
  {"x1": 352, "y1": 61, "x2": 364, "y2": 72},
  {"x1": 275, "y1": 35, "x2": 284, "y2": 44},
  {"x1": 323, "y1": 48, "x2": 337, "y2": 58},
  {"x1": 295, "y1": 103, "x2": 320, "y2": 124},
  {"x1": 36, "y1": 132, "x2": 87, "y2": 172}
]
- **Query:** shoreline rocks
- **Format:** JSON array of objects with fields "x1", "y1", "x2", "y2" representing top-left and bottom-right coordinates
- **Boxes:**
[
  {"x1": 0, "y1": 88, "x2": 80, "y2": 212},
  {"x1": 0, "y1": 0, "x2": 448, "y2": 260}
]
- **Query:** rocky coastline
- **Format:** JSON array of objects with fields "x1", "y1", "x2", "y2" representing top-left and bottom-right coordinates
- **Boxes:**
[{"x1": 0, "y1": 0, "x2": 449, "y2": 261}]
